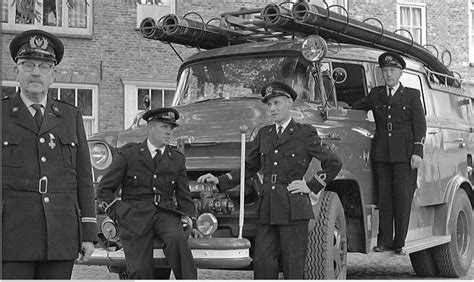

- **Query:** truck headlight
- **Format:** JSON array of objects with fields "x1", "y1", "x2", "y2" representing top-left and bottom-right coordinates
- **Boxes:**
[
  {"x1": 301, "y1": 35, "x2": 327, "y2": 62},
  {"x1": 89, "y1": 141, "x2": 113, "y2": 170},
  {"x1": 196, "y1": 213, "x2": 218, "y2": 237}
]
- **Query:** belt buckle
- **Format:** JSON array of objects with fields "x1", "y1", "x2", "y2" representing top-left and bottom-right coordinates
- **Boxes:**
[
  {"x1": 387, "y1": 122, "x2": 392, "y2": 131},
  {"x1": 39, "y1": 176, "x2": 48, "y2": 194},
  {"x1": 154, "y1": 194, "x2": 161, "y2": 205},
  {"x1": 271, "y1": 174, "x2": 277, "y2": 184}
]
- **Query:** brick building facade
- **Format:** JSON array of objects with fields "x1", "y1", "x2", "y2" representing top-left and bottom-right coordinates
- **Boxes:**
[{"x1": 2, "y1": 0, "x2": 472, "y2": 135}]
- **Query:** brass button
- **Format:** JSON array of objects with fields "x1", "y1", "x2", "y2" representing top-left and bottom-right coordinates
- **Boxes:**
[
  {"x1": 274, "y1": 150, "x2": 278, "y2": 153},
  {"x1": 154, "y1": 201, "x2": 159, "y2": 206},
  {"x1": 41, "y1": 156, "x2": 46, "y2": 163},
  {"x1": 71, "y1": 142, "x2": 75, "y2": 147},
  {"x1": 388, "y1": 133, "x2": 392, "y2": 137},
  {"x1": 3, "y1": 141, "x2": 8, "y2": 146},
  {"x1": 274, "y1": 162, "x2": 277, "y2": 166},
  {"x1": 44, "y1": 197, "x2": 50, "y2": 203},
  {"x1": 388, "y1": 115, "x2": 391, "y2": 119},
  {"x1": 153, "y1": 187, "x2": 157, "y2": 191},
  {"x1": 39, "y1": 138, "x2": 45, "y2": 143},
  {"x1": 272, "y1": 186, "x2": 275, "y2": 190},
  {"x1": 171, "y1": 180, "x2": 175, "y2": 184},
  {"x1": 291, "y1": 153, "x2": 295, "y2": 157},
  {"x1": 153, "y1": 175, "x2": 157, "y2": 179},
  {"x1": 387, "y1": 106, "x2": 391, "y2": 109},
  {"x1": 134, "y1": 176, "x2": 137, "y2": 179}
]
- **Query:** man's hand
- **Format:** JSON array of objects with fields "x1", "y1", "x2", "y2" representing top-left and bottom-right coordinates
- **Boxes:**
[
  {"x1": 287, "y1": 179, "x2": 311, "y2": 194},
  {"x1": 197, "y1": 173, "x2": 219, "y2": 184},
  {"x1": 411, "y1": 155, "x2": 423, "y2": 170},
  {"x1": 77, "y1": 242, "x2": 94, "y2": 263}
]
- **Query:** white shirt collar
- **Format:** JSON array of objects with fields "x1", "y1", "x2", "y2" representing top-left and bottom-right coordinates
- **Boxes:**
[
  {"x1": 147, "y1": 139, "x2": 165, "y2": 158},
  {"x1": 20, "y1": 92, "x2": 47, "y2": 115},
  {"x1": 275, "y1": 118, "x2": 292, "y2": 133},
  {"x1": 386, "y1": 83, "x2": 400, "y2": 94}
]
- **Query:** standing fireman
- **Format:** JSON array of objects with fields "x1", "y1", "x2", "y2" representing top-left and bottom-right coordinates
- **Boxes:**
[
  {"x1": 96, "y1": 108, "x2": 197, "y2": 279},
  {"x1": 198, "y1": 82, "x2": 342, "y2": 279},
  {"x1": 352, "y1": 52, "x2": 427, "y2": 255},
  {"x1": 2, "y1": 30, "x2": 97, "y2": 279}
]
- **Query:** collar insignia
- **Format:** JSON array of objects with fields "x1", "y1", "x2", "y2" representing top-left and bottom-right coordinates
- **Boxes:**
[{"x1": 12, "y1": 107, "x2": 19, "y2": 112}]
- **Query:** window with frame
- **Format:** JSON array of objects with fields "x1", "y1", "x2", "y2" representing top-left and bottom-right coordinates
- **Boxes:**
[
  {"x1": 1, "y1": 82, "x2": 98, "y2": 136},
  {"x1": 397, "y1": 1, "x2": 426, "y2": 45},
  {"x1": 123, "y1": 79, "x2": 176, "y2": 128},
  {"x1": 2, "y1": 0, "x2": 92, "y2": 36}
]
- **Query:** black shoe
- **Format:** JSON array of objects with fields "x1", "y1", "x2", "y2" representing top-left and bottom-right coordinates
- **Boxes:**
[
  {"x1": 373, "y1": 245, "x2": 391, "y2": 252},
  {"x1": 394, "y1": 248, "x2": 406, "y2": 255}
]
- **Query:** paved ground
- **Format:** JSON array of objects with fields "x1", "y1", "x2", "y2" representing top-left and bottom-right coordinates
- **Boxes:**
[{"x1": 72, "y1": 252, "x2": 474, "y2": 279}]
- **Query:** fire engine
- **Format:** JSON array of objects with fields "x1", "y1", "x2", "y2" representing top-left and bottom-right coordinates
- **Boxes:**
[{"x1": 81, "y1": 1, "x2": 473, "y2": 279}]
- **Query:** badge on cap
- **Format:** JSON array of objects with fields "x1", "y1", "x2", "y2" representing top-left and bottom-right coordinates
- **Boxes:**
[
  {"x1": 30, "y1": 36, "x2": 49, "y2": 51},
  {"x1": 266, "y1": 86, "x2": 273, "y2": 96}
]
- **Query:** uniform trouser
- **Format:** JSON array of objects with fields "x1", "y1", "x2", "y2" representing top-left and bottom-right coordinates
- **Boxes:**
[
  {"x1": 1, "y1": 260, "x2": 74, "y2": 279},
  {"x1": 119, "y1": 210, "x2": 197, "y2": 279},
  {"x1": 375, "y1": 162, "x2": 417, "y2": 249},
  {"x1": 253, "y1": 222, "x2": 309, "y2": 279}
]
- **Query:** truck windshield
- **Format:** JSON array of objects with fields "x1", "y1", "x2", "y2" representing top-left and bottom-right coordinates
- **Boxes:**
[{"x1": 174, "y1": 56, "x2": 322, "y2": 106}]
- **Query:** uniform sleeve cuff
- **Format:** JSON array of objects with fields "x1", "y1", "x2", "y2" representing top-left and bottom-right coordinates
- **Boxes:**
[{"x1": 82, "y1": 222, "x2": 98, "y2": 243}]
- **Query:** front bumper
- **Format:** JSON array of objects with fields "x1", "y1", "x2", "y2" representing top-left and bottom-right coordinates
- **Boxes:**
[{"x1": 78, "y1": 237, "x2": 252, "y2": 270}]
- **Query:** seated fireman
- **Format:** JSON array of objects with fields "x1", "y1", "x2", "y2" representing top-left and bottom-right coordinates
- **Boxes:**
[{"x1": 96, "y1": 108, "x2": 197, "y2": 279}]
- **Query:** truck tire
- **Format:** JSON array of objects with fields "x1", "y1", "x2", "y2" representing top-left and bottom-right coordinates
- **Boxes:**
[
  {"x1": 433, "y1": 188, "x2": 473, "y2": 277},
  {"x1": 304, "y1": 191, "x2": 347, "y2": 279},
  {"x1": 409, "y1": 248, "x2": 439, "y2": 277}
]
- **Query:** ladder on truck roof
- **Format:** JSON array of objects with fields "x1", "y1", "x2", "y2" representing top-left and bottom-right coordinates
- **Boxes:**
[{"x1": 137, "y1": 1, "x2": 461, "y2": 88}]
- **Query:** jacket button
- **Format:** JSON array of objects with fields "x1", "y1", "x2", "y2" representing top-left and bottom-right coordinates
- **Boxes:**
[
  {"x1": 274, "y1": 162, "x2": 277, "y2": 166},
  {"x1": 153, "y1": 175, "x2": 157, "y2": 179},
  {"x1": 71, "y1": 142, "x2": 75, "y2": 147},
  {"x1": 387, "y1": 106, "x2": 391, "y2": 109},
  {"x1": 134, "y1": 176, "x2": 137, "y2": 179},
  {"x1": 272, "y1": 186, "x2": 275, "y2": 190},
  {"x1": 388, "y1": 115, "x2": 391, "y2": 119},
  {"x1": 44, "y1": 197, "x2": 50, "y2": 203},
  {"x1": 39, "y1": 138, "x2": 45, "y2": 143},
  {"x1": 388, "y1": 133, "x2": 392, "y2": 137},
  {"x1": 41, "y1": 156, "x2": 46, "y2": 163},
  {"x1": 274, "y1": 150, "x2": 278, "y2": 153},
  {"x1": 153, "y1": 187, "x2": 157, "y2": 191},
  {"x1": 171, "y1": 180, "x2": 175, "y2": 184},
  {"x1": 291, "y1": 153, "x2": 295, "y2": 157},
  {"x1": 3, "y1": 141, "x2": 8, "y2": 146}
]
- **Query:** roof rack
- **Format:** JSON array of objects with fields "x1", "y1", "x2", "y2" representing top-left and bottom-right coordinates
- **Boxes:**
[{"x1": 136, "y1": 1, "x2": 461, "y2": 88}]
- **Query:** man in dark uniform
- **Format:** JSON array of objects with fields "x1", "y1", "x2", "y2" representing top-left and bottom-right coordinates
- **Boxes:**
[
  {"x1": 2, "y1": 30, "x2": 97, "y2": 279},
  {"x1": 198, "y1": 82, "x2": 342, "y2": 279},
  {"x1": 353, "y1": 52, "x2": 427, "y2": 255},
  {"x1": 96, "y1": 107, "x2": 197, "y2": 279}
]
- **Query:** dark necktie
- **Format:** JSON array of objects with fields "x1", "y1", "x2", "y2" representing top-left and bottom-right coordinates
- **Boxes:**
[
  {"x1": 388, "y1": 87, "x2": 393, "y2": 103},
  {"x1": 153, "y1": 149, "x2": 162, "y2": 168},
  {"x1": 277, "y1": 125, "x2": 283, "y2": 139},
  {"x1": 31, "y1": 104, "x2": 43, "y2": 129}
]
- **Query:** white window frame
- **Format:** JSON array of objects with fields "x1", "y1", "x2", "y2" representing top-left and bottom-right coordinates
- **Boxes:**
[
  {"x1": 469, "y1": 0, "x2": 474, "y2": 63},
  {"x1": 396, "y1": 1, "x2": 426, "y2": 45},
  {"x1": 2, "y1": 80, "x2": 98, "y2": 136},
  {"x1": 2, "y1": 0, "x2": 93, "y2": 36},
  {"x1": 122, "y1": 78, "x2": 176, "y2": 129}
]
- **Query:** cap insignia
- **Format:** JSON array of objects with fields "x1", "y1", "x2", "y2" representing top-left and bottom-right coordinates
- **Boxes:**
[
  {"x1": 266, "y1": 86, "x2": 273, "y2": 96},
  {"x1": 384, "y1": 56, "x2": 393, "y2": 62},
  {"x1": 30, "y1": 36, "x2": 49, "y2": 50},
  {"x1": 163, "y1": 111, "x2": 175, "y2": 119}
]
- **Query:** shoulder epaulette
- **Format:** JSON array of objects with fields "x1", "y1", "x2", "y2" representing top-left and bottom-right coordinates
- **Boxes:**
[
  {"x1": 119, "y1": 142, "x2": 141, "y2": 154},
  {"x1": 53, "y1": 98, "x2": 79, "y2": 109},
  {"x1": 168, "y1": 145, "x2": 185, "y2": 156}
]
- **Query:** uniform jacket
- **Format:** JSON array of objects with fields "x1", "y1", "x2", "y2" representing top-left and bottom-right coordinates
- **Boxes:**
[
  {"x1": 97, "y1": 141, "x2": 195, "y2": 236},
  {"x1": 2, "y1": 93, "x2": 97, "y2": 261},
  {"x1": 352, "y1": 84, "x2": 427, "y2": 163},
  {"x1": 218, "y1": 119, "x2": 342, "y2": 225}
]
